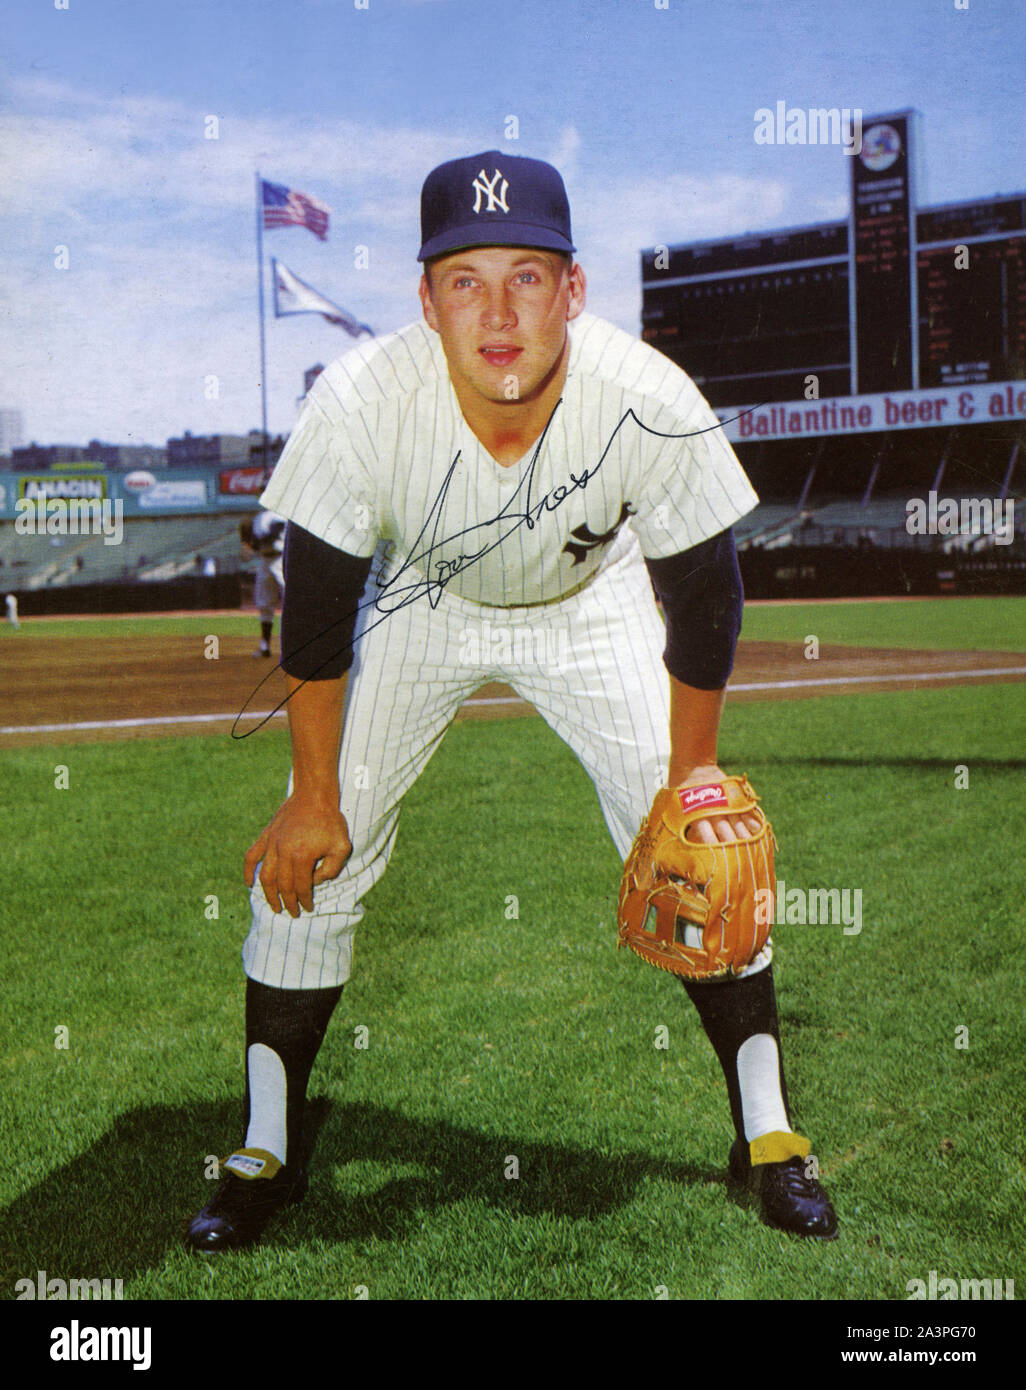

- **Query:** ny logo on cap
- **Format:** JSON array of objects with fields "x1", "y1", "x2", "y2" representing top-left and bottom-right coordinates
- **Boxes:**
[{"x1": 471, "y1": 167, "x2": 510, "y2": 214}]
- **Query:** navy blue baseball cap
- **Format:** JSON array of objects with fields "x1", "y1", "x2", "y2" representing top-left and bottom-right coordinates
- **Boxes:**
[{"x1": 418, "y1": 150, "x2": 576, "y2": 262}]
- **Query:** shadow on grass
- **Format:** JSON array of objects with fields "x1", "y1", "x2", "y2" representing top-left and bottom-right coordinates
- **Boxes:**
[
  {"x1": 751, "y1": 754, "x2": 1026, "y2": 772},
  {"x1": 1, "y1": 1097, "x2": 719, "y2": 1287}
]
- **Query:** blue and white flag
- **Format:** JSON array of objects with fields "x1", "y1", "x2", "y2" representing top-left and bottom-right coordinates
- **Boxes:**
[{"x1": 271, "y1": 259, "x2": 373, "y2": 338}]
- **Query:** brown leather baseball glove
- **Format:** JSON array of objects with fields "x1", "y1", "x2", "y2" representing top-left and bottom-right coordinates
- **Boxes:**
[{"x1": 617, "y1": 775, "x2": 776, "y2": 980}]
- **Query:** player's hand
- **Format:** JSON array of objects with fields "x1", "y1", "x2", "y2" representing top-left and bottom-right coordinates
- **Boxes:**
[
  {"x1": 678, "y1": 764, "x2": 762, "y2": 845},
  {"x1": 244, "y1": 793, "x2": 352, "y2": 918}
]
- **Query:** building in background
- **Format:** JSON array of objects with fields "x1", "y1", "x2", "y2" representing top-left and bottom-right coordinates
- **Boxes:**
[
  {"x1": 92, "y1": 441, "x2": 168, "y2": 471},
  {"x1": 167, "y1": 432, "x2": 254, "y2": 468},
  {"x1": 11, "y1": 440, "x2": 168, "y2": 471},
  {"x1": 8, "y1": 431, "x2": 283, "y2": 474},
  {"x1": 249, "y1": 431, "x2": 286, "y2": 465},
  {"x1": 10, "y1": 443, "x2": 91, "y2": 471},
  {"x1": 167, "y1": 430, "x2": 286, "y2": 470}
]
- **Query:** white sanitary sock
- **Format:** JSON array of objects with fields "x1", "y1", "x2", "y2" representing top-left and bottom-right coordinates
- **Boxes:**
[
  {"x1": 243, "y1": 1042, "x2": 288, "y2": 1164},
  {"x1": 737, "y1": 1033, "x2": 791, "y2": 1140}
]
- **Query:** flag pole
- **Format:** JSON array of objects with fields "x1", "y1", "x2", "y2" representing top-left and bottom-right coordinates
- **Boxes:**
[{"x1": 255, "y1": 170, "x2": 269, "y2": 471}]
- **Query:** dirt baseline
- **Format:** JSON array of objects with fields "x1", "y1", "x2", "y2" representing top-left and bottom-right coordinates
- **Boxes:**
[{"x1": 1, "y1": 631, "x2": 1024, "y2": 747}]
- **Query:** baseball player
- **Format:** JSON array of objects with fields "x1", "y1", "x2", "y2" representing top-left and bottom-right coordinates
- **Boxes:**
[
  {"x1": 239, "y1": 510, "x2": 286, "y2": 657},
  {"x1": 5, "y1": 593, "x2": 19, "y2": 631},
  {"x1": 187, "y1": 151, "x2": 837, "y2": 1253}
]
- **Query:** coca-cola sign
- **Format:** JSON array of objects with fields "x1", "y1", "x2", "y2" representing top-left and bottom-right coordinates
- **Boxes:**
[{"x1": 219, "y1": 467, "x2": 270, "y2": 495}]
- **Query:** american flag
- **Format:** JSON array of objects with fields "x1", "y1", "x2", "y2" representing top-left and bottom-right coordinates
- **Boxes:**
[{"x1": 261, "y1": 180, "x2": 331, "y2": 240}]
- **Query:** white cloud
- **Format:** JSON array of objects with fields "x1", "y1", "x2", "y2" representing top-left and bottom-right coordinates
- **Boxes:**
[
  {"x1": 0, "y1": 77, "x2": 473, "y2": 442},
  {"x1": 0, "y1": 76, "x2": 813, "y2": 445}
]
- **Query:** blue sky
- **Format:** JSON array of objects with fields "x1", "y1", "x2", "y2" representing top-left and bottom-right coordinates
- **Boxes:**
[{"x1": 2, "y1": 0, "x2": 1023, "y2": 448}]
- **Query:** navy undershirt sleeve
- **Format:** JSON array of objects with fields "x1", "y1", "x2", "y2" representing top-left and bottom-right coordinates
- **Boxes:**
[
  {"x1": 279, "y1": 522, "x2": 373, "y2": 680},
  {"x1": 643, "y1": 527, "x2": 743, "y2": 690}
]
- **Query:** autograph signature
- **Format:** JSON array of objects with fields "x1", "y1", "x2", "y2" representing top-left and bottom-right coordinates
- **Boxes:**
[{"x1": 232, "y1": 398, "x2": 762, "y2": 737}]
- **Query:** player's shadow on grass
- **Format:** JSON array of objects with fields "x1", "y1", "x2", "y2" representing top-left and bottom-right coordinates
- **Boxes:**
[{"x1": 0, "y1": 1099, "x2": 719, "y2": 1285}]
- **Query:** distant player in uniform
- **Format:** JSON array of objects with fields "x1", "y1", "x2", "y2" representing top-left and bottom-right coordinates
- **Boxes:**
[
  {"x1": 5, "y1": 593, "x2": 19, "y2": 631},
  {"x1": 239, "y1": 511, "x2": 286, "y2": 657},
  {"x1": 187, "y1": 151, "x2": 837, "y2": 1252}
]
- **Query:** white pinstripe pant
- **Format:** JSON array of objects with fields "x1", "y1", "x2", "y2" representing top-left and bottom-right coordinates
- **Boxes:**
[{"x1": 242, "y1": 533, "x2": 771, "y2": 989}]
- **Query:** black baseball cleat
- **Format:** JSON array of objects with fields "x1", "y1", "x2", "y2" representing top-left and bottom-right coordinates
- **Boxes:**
[
  {"x1": 185, "y1": 1148, "x2": 307, "y2": 1253},
  {"x1": 728, "y1": 1135, "x2": 838, "y2": 1240}
]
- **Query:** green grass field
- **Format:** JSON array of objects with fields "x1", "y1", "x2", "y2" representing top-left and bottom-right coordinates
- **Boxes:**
[
  {"x1": 740, "y1": 595, "x2": 1026, "y2": 652},
  {"x1": 2, "y1": 598, "x2": 1025, "y2": 1301},
  {"x1": 3, "y1": 593, "x2": 1025, "y2": 649},
  {"x1": 0, "y1": 613, "x2": 262, "y2": 641}
]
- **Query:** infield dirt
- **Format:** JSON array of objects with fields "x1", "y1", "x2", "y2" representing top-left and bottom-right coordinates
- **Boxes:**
[{"x1": 2, "y1": 632, "x2": 1024, "y2": 747}]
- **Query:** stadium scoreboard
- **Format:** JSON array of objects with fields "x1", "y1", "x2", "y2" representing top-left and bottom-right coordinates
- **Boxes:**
[
  {"x1": 642, "y1": 110, "x2": 1026, "y2": 406},
  {"x1": 917, "y1": 197, "x2": 1026, "y2": 388}
]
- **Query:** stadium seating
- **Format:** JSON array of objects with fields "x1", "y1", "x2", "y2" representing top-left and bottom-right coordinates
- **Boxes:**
[{"x1": 0, "y1": 515, "x2": 251, "y2": 590}]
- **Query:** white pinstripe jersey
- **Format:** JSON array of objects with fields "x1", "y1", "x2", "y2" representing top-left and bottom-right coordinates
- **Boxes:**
[
  {"x1": 251, "y1": 509, "x2": 286, "y2": 553},
  {"x1": 260, "y1": 312, "x2": 758, "y2": 607}
]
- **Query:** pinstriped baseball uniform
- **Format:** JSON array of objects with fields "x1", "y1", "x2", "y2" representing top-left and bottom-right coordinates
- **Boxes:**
[
  {"x1": 251, "y1": 510, "x2": 286, "y2": 611},
  {"x1": 245, "y1": 311, "x2": 766, "y2": 990}
]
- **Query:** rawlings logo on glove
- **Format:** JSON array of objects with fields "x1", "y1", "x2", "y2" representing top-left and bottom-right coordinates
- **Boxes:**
[
  {"x1": 678, "y1": 783, "x2": 731, "y2": 813},
  {"x1": 617, "y1": 774, "x2": 776, "y2": 980}
]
